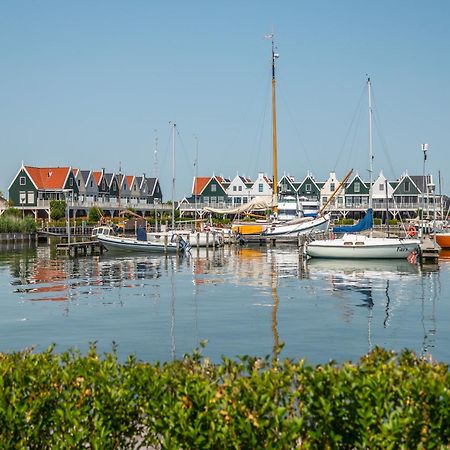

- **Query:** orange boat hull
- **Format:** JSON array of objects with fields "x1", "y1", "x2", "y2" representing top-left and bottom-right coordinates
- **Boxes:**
[{"x1": 435, "y1": 233, "x2": 450, "y2": 249}]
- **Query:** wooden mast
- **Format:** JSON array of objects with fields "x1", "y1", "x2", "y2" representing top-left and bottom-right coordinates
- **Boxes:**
[{"x1": 269, "y1": 34, "x2": 279, "y2": 216}]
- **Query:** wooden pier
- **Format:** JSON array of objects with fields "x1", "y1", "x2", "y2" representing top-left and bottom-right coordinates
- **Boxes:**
[
  {"x1": 419, "y1": 236, "x2": 440, "y2": 265},
  {"x1": 56, "y1": 240, "x2": 104, "y2": 257}
]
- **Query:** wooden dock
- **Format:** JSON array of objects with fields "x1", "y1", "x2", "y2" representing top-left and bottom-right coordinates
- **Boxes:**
[
  {"x1": 419, "y1": 236, "x2": 440, "y2": 265},
  {"x1": 56, "y1": 240, "x2": 104, "y2": 257}
]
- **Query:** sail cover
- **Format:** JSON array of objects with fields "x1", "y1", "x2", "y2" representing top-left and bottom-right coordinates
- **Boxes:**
[
  {"x1": 333, "y1": 208, "x2": 373, "y2": 234},
  {"x1": 203, "y1": 196, "x2": 277, "y2": 215}
]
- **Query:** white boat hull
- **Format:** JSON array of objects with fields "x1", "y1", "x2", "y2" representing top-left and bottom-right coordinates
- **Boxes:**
[
  {"x1": 262, "y1": 214, "x2": 330, "y2": 238},
  {"x1": 147, "y1": 230, "x2": 223, "y2": 247},
  {"x1": 306, "y1": 234, "x2": 420, "y2": 259},
  {"x1": 98, "y1": 234, "x2": 179, "y2": 253}
]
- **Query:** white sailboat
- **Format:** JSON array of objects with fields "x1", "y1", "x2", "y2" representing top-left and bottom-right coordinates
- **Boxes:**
[
  {"x1": 306, "y1": 77, "x2": 420, "y2": 259},
  {"x1": 224, "y1": 34, "x2": 331, "y2": 239}
]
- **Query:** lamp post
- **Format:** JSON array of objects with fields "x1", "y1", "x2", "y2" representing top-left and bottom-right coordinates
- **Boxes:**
[{"x1": 421, "y1": 143, "x2": 429, "y2": 237}]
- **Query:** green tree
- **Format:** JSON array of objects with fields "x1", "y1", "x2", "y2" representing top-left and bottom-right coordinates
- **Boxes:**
[
  {"x1": 50, "y1": 200, "x2": 67, "y2": 221},
  {"x1": 88, "y1": 206, "x2": 103, "y2": 224}
]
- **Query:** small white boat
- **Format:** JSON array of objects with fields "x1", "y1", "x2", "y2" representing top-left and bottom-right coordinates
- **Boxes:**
[
  {"x1": 306, "y1": 233, "x2": 420, "y2": 259},
  {"x1": 96, "y1": 226, "x2": 187, "y2": 253},
  {"x1": 262, "y1": 213, "x2": 330, "y2": 238},
  {"x1": 147, "y1": 229, "x2": 223, "y2": 247}
]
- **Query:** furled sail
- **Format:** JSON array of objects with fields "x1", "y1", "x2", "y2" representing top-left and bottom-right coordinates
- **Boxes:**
[
  {"x1": 333, "y1": 208, "x2": 373, "y2": 234},
  {"x1": 203, "y1": 195, "x2": 277, "y2": 215}
]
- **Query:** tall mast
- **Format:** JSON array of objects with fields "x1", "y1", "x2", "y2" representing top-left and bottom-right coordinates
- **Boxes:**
[
  {"x1": 368, "y1": 77, "x2": 373, "y2": 211},
  {"x1": 171, "y1": 122, "x2": 176, "y2": 230},
  {"x1": 269, "y1": 34, "x2": 279, "y2": 216}
]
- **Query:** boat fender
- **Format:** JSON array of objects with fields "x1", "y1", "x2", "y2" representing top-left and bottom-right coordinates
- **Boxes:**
[{"x1": 407, "y1": 225, "x2": 417, "y2": 237}]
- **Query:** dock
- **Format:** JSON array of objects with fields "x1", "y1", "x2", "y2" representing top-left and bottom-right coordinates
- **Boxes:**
[
  {"x1": 419, "y1": 236, "x2": 440, "y2": 264},
  {"x1": 56, "y1": 240, "x2": 104, "y2": 257}
]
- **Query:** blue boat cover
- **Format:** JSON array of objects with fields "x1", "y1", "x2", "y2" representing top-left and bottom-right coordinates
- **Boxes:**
[
  {"x1": 333, "y1": 208, "x2": 373, "y2": 234},
  {"x1": 136, "y1": 227, "x2": 147, "y2": 241}
]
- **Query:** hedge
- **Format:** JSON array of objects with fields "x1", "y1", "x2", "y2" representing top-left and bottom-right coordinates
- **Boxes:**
[{"x1": 1, "y1": 345, "x2": 449, "y2": 448}]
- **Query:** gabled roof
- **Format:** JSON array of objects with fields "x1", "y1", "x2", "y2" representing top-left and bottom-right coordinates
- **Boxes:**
[
  {"x1": 25, "y1": 166, "x2": 72, "y2": 190},
  {"x1": 144, "y1": 177, "x2": 159, "y2": 196},
  {"x1": 80, "y1": 170, "x2": 91, "y2": 181},
  {"x1": 192, "y1": 177, "x2": 211, "y2": 196},
  {"x1": 92, "y1": 171, "x2": 102, "y2": 185}
]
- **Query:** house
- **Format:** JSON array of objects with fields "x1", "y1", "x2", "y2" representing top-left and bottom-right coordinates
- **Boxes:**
[
  {"x1": 344, "y1": 173, "x2": 370, "y2": 210},
  {"x1": 226, "y1": 175, "x2": 253, "y2": 206},
  {"x1": 193, "y1": 176, "x2": 228, "y2": 206},
  {"x1": 278, "y1": 175, "x2": 297, "y2": 196},
  {"x1": 297, "y1": 173, "x2": 321, "y2": 201},
  {"x1": 8, "y1": 165, "x2": 79, "y2": 215},
  {"x1": 249, "y1": 172, "x2": 272, "y2": 198},
  {"x1": 142, "y1": 177, "x2": 163, "y2": 204},
  {"x1": 320, "y1": 172, "x2": 345, "y2": 210}
]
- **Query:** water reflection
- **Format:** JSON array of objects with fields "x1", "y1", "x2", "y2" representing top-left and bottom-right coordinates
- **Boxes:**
[{"x1": 0, "y1": 242, "x2": 448, "y2": 364}]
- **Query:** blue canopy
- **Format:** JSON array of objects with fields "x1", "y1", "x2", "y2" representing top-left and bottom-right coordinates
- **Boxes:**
[{"x1": 333, "y1": 208, "x2": 373, "y2": 234}]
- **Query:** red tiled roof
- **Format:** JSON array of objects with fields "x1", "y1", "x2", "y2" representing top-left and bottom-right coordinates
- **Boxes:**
[
  {"x1": 92, "y1": 171, "x2": 102, "y2": 185},
  {"x1": 25, "y1": 166, "x2": 70, "y2": 189},
  {"x1": 126, "y1": 175, "x2": 134, "y2": 188},
  {"x1": 192, "y1": 177, "x2": 211, "y2": 195}
]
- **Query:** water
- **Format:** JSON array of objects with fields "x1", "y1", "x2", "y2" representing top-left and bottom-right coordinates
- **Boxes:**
[{"x1": 1, "y1": 242, "x2": 449, "y2": 365}]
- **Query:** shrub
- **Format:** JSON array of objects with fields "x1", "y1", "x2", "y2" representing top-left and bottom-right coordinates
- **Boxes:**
[
  {"x1": 88, "y1": 206, "x2": 103, "y2": 224},
  {"x1": 50, "y1": 200, "x2": 67, "y2": 221},
  {"x1": 1, "y1": 346, "x2": 449, "y2": 448}
]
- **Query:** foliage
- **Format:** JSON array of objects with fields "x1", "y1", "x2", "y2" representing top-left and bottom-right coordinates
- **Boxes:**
[
  {"x1": 88, "y1": 206, "x2": 103, "y2": 224},
  {"x1": 334, "y1": 218, "x2": 354, "y2": 225},
  {"x1": 2, "y1": 207, "x2": 22, "y2": 218},
  {"x1": 0, "y1": 215, "x2": 37, "y2": 233},
  {"x1": 50, "y1": 200, "x2": 67, "y2": 221},
  {"x1": 1, "y1": 345, "x2": 449, "y2": 448}
]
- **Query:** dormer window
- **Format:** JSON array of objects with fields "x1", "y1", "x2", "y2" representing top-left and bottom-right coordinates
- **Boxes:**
[{"x1": 20, "y1": 176, "x2": 26, "y2": 186}]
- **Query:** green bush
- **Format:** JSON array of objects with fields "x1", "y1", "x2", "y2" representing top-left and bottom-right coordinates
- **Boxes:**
[
  {"x1": 50, "y1": 200, "x2": 67, "y2": 221},
  {"x1": 0, "y1": 215, "x2": 37, "y2": 233},
  {"x1": 1, "y1": 345, "x2": 449, "y2": 448},
  {"x1": 88, "y1": 206, "x2": 103, "y2": 224}
]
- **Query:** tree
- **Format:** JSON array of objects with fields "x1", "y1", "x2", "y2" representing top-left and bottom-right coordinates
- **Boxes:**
[
  {"x1": 88, "y1": 206, "x2": 103, "y2": 224},
  {"x1": 50, "y1": 200, "x2": 67, "y2": 221}
]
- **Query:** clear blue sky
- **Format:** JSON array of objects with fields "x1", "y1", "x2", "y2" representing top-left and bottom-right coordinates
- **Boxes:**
[{"x1": 1, "y1": 1, "x2": 449, "y2": 199}]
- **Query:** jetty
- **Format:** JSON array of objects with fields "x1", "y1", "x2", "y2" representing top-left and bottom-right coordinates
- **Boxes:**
[{"x1": 56, "y1": 240, "x2": 104, "y2": 257}]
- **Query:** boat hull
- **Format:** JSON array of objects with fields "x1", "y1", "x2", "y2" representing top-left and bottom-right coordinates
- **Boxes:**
[
  {"x1": 307, "y1": 236, "x2": 420, "y2": 259},
  {"x1": 435, "y1": 233, "x2": 450, "y2": 249},
  {"x1": 263, "y1": 215, "x2": 330, "y2": 238},
  {"x1": 147, "y1": 231, "x2": 223, "y2": 247},
  {"x1": 98, "y1": 234, "x2": 179, "y2": 253}
]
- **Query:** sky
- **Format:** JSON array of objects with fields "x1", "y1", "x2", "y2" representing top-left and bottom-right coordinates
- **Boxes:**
[{"x1": 1, "y1": 1, "x2": 449, "y2": 199}]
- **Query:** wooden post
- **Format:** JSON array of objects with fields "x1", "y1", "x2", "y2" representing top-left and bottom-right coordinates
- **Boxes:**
[{"x1": 164, "y1": 234, "x2": 168, "y2": 254}]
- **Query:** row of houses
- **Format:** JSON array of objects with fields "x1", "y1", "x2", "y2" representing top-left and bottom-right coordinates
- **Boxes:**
[
  {"x1": 7, "y1": 164, "x2": 163, "y2": 218},
  {"x1": 180, "y1": 171, "x2": 444, "y2": 220},
  {"x1": 4, "y1": 163, "x2": 445, "y2": 221}
]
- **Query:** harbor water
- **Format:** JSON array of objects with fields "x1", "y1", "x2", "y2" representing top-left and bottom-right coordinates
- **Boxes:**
[{"x1": 1, "y1": 241, "x2": 449, "y2": 366}]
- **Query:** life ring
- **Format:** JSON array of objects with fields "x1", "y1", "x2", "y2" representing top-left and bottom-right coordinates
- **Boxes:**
[{"x1": 407, "y1": 225, "x2": 417, "y2": 237}]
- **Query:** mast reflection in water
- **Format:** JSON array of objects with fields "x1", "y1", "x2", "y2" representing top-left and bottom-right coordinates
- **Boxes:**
[{"x1": 0, "y1": 242, "x2": 448, "y2": 365}]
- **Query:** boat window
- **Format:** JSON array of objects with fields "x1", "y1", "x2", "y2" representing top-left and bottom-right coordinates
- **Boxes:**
[{"x1": 344, "y1": 242, "x2": 353, "y2": 246}]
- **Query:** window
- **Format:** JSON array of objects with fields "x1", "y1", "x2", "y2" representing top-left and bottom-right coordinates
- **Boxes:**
[
  {"x1": 330, "y1": 183, "x2": 335, "y2": 192},
  {"x1": 218, "y1": 196, "x2": 224, "y2": 203},
  {"x1": 69, "y1": 178, "x2": 73, "y2": 186},
  {"x1": 20, "y1": 176, "x2": 26, "y2": 186},
  {"x1": 27, "y1": 192, "x2": 34, "y2": 204},
  {"x1": 19, "y1": 191, "x2": 26, "y2": 204},
  {"x1": 77, "y1": 179, "x2": 81, "y2": 187},
  {"x1": 322, "y1": 196, "x2": 328, "y2": 205},
  {"x1": 404, "y1": 181, "x2": 411, "y2": 192},
  {"x1": 258, "y1": 183, "x2": 263, "y2": 193},
  {"x1": 211, "y1": 184, "x2": 217, "y2": 192},
  {"x1": 379, "y1": 183, "x2": 384, "y2": 191},
  {"x1": 233, "y1": 186, "x2": 237, "y2": 191},
  {"x1": 203, "y1": 196, "x2": 209, "y2": 204},
  {"x1": 90, "y1": 181, "x2": 93, "y2": 188},
  {"x1": 354, "y1": 182, "x2": 360, "y2": 193},
  {"x1": 238, "y1": 186, "x2": 242, "y2": 191},
  {"x1": 305, "y1": 183, "x2": 311, "y2": 192}
]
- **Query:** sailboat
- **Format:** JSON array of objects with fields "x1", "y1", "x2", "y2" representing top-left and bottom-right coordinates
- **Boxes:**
[
  {"x1": 306, "y1": 77, "x2": 420, "y2": 259},
  {"x1": 226, "y1": 35, "x2": 331, "y2": 240}
]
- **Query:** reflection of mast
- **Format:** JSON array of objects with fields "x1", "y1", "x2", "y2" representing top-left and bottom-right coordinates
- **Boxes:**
[
  {"x1": 383, "y1": 280, "x2": 391, "y2": 328},
  {"x1": 170, "y1": 258, "x2": 176, "y2": 360},
  {"x1": 269, "y1": 249, "x2": 281, "y2": 359}
]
